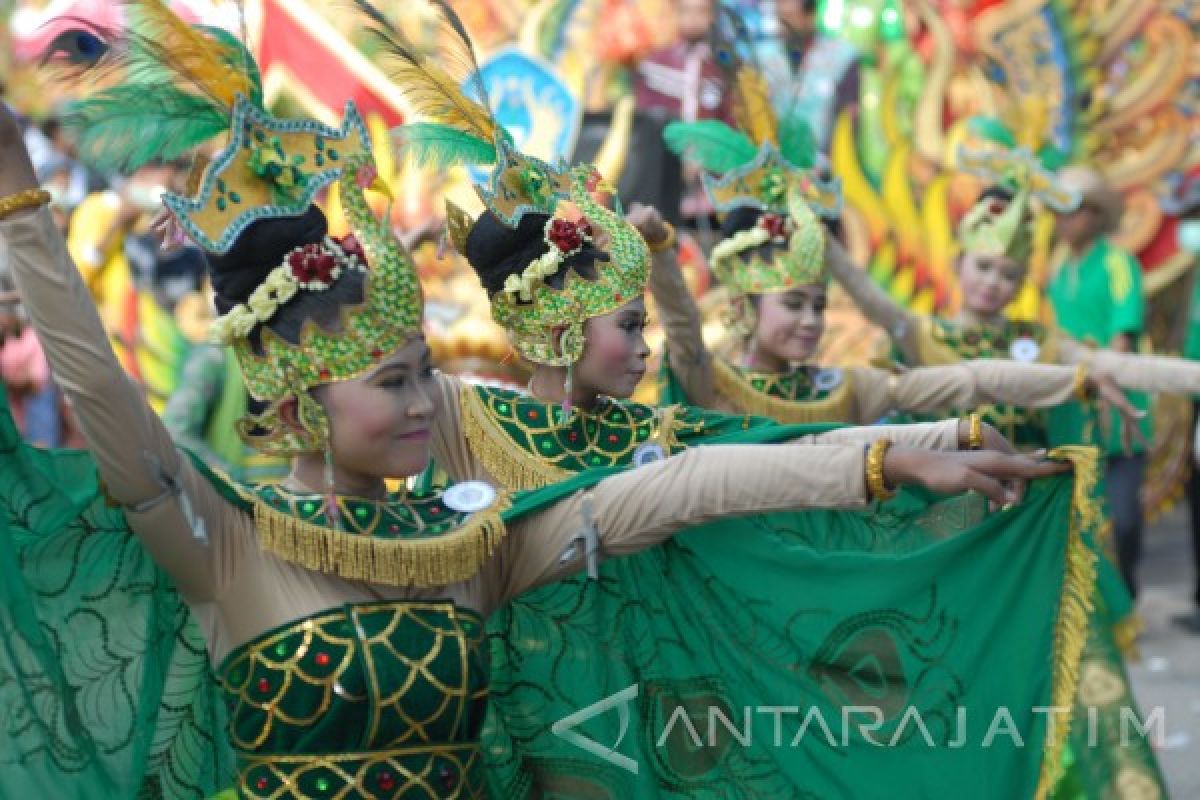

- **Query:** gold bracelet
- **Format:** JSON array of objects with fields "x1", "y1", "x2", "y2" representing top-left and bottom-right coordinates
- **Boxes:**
[
  {"x1": 967, "y1": 413, "x2": 985, "y2": 450},
  {"x1": 647, "y1": 221, "x2": 677, "y2": 253},
  {"x1": 866, "y1": 438, "x2": 896, "y2": 502},
  {"x1": 0, "y1": 189, "x2": 51, "y2": 221},
  {"x1": 1072, "y1": 364, "x2": 1091, "y2": 403}
]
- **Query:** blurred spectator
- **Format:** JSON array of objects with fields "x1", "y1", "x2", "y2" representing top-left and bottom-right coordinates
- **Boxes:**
[
  {"x1": 67, "y1": 159, "x2": 186, "y2": 338},
  {"x1": 1050, "y1": 166, "x2": 1153, "y2": 598},
  {"x1": 760, "y1": 0, "x2": 861, "y2": 151},
  {"x1": 633, "y1": 0, "x2": 730, "y2": 223}
]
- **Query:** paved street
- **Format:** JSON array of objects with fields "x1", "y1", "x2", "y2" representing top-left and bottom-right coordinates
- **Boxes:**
[{"x1": 1128, "y1": 505, "x2": 1200, "y2": 797}]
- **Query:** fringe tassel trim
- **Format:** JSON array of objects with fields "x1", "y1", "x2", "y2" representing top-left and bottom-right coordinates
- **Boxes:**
[
  {"x1": 460, "y1": 389, "x2": 570, "y2": 490},
  {"x1": 253, "y1": 496, "x2": 511, "y2": 587},
  {"x1": 1034, "y1": 445, "x2": 1101, "y2": 800},
  {"x1": 713, "y1": 358, "x2": 856, "y2": 424}
]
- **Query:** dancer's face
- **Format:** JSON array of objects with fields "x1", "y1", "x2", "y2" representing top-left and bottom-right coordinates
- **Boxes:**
[
  {"x1": 315, "y1": 336, "x2": 436, "y2": 479},
  {"x1": 751, "y1": 285, "x2": 826, "y2": 366},
  {"x1": 956, "y1": 252, "x2": 1025, "y2": 316},
  {"x1": 575, "y1": 297, "x2": 651, "y2": 400}
]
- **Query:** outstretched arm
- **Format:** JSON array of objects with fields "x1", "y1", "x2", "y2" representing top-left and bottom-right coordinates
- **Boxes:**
[
  {"x1": 826, "y1": 236, "x2": 923, "y2": 364},
  {"x1": 1056, "y1": 335, "x2": 1200, "y2": 395},
  {"x1": 497, "y1": 442, "x2": 1067, "y2": 600},
  {"x1": 0, "y1": 107, "x2": 240, "y2": 600}
]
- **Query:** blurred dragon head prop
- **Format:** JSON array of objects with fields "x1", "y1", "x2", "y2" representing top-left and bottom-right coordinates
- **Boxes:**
[
  {"x1": 957, "y1": 116, "x2": 1080, "y2": 265},
  {"x1": 359, "y1": 0, "x2": 649, "y2": 368},
  {"x1": 57, "y1": 0, "x2": 421, "y2": 455},
  {"x1": 663, "y1": 16, "x2": 836, "y2": 292}
]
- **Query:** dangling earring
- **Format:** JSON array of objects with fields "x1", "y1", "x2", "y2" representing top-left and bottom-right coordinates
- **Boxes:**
[
  {"x1": 560, "y1": 329, "x2": 574, "y2": 418},
  {"x1": 323, "y1": 441, "x2": 341, "y2": 531}
]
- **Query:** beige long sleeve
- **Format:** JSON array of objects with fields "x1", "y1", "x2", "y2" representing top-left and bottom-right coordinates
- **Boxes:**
[
  {"x1": 827, "y1": 239, "x2": 922, "y2": 363},
  {"x1": 0, "y1": 207, "x2": 235, "y2": 600},
  {"x1": 500, "y1": 441, "x2": 868, "y2": 599},
  {"x1": 1055, "y1": 335, "x2": 1200, "y2": 394},
  {"x1": 848, "y1": 361, "x2": 1083, "y2": 421},
  {"x1": 648, "y1": 247, "x2": 717, "y2": 407}
]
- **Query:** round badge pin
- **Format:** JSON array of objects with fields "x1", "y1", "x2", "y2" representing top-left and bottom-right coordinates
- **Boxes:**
[
  {"x1": 813, "y1": 368, "x2": 843, "y2": 391},
  {"x1": 1009, "y1": 337, "x2": 1040, "y2": 363},
  {"x1": 633, "y1": 443, "x2": 666, "y2": 467},
  {"x1": 442, "y1": 481, "x2": 497, "y2": 514}
]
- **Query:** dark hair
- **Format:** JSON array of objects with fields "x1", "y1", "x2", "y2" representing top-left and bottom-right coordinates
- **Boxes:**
[
  {"x1": 719, "y1": 206, "x2": 788, "y2": 267},
  {"x1": 463, "y1": 210, "x2": 606, "y2": 297},
  {"x1": 977, "y1": 185, "x2": 1016, "y2": 205},
  {"x1": 205, "y1": 205, "x2": 365, "y2": 350}
]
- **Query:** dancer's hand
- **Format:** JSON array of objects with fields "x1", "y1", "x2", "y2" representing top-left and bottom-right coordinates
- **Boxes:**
[
  {"x1": 626, "y1": 203, "x2": 671, "y2": 250},
  {"x1": 0, "y1": 104, "x2": 39, "y2": 199},
  {"x1": 1089, "y1": 372, "x2": 1148, "y2": 456},
  {"x1": 883, "y1": 447, "x2": 1070, "y2": 508}
]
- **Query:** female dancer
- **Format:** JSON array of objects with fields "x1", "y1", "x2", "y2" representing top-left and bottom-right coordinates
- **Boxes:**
[{"x1": 0, "y1": 12, "x2": 1065, "y2": 799}]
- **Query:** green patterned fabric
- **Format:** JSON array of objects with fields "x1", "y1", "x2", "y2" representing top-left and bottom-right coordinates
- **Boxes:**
[
  {"x1": 888, "y1": 316, "x2": 1164, "y2": 800},
  {"x1": 484, "y1": 471, "x2": 1092, "y2": 799},
  {"x1": 0, "y1": 387, "x2": 235, "y2": 798},
  {"x1": 217, "y1": 602, "x2": 489, "y2": 799},
  {"x1": 467, "y1": 386, "x2": 768, "y2": 471},
  {"x1": 465, "y1": 392, "x2": 1097, "y2": 798},
  {"x1": 0, "y1": 381, "x2": 1105, "y2": 799}
]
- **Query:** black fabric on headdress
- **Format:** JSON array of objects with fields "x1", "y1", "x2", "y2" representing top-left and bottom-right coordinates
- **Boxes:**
[
  {"x1": 205, "y1": 205, "x2": 327, "y2": 314},
  {"x1": 464, "y1": 210, "x2": 608, "y2": 297}
]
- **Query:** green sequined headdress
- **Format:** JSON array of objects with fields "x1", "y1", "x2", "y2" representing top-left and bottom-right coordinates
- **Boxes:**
[
  {"x1": 64, "y1": 1, "x2": 423, "y2": 455},
  {"x1": 359, "y1": 0, "x2": 649, "y2": 367},
  {"x1": 957, "y1": 117, "x2": 1080, "y2": 264},
  {"x1": 663, "y1": 49, "x2": 837, "y2": 293}
]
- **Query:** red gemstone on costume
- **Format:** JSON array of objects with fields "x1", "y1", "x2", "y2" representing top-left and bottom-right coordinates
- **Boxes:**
[
  {"x1": 257, "y1": 678, "x2": 271, "y2": 693},
  {"x1": 548, "y1": 218, "x2": 586, "y2": 252},
  {"x1": 528, "y1": 410, "x2": 538, "y2": 420},
  {"x1": 607, "y1": 434, "x2": 618, "y2": 443},
  {"x1": 256, "y1": 777, "x2": 269, "y2": 791},
  {"x1": 315, "y1": 652, "x2": 330, "y2": 666},
  {"x1": 568, "y1": 432, "x2": 578, "y2": 442},
  {"x1": 430, "y1": 506, "x2": 441, "y2": 514},
  {"x1": 371, "y1": 349, "x2": 383, "y2": 358},
  {"x1": 760, "y1": 214, "x2": 788, "y2": 239},
  {"x1": 378, "y1": 771, "x2": 396, "y2": 791},
  {"x1": 319, "y1": 368, "x2": 331, "y2": 380},
  {"x1": 439, "y1": 765, "x2": 456, "y2": 790},
  {"x1": 389, "y1": 524, "x2": 400, "y2": 534}
]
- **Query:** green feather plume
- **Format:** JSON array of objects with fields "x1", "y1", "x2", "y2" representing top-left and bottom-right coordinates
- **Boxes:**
[
  {"x1": 395, "y1": 122, "x2": 498, "y2": 169},
  {"x1": 777, "y1": 112, "x2": 816, "y2": 169},
  {"x1": 65, "y1": 87, "x2": 229, "y2": 172},
  {"x1": 968, "y1": 116, "x2": 1018, "y2": 149},
  {"x1": 663, "y1": 120, "x2": 758, "y2": 174}
]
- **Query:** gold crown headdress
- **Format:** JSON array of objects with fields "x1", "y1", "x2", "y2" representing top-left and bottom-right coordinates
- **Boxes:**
[
  {"x1": 956, "y1": 117, "x2": 1080, "y2": 264},
  {"x1": 62, "y1": 1, "x2": 422, "y2": 455},
  {"x1": 359, "y1": 0, "x2": 650, "y2": 368},
  {"x1": 663, "y1": 26, "x2": 837, "y2": 293}
]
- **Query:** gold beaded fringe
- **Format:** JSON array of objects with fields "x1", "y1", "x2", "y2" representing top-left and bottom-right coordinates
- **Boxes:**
[{"x1": 253, "y1": 496, "x2": 511, "y2": 587}]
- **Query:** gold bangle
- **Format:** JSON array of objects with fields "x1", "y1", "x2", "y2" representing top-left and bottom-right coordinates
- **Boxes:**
[
  {"x1": 1072, "y1": 364, "x2": 1091, "y2": 403},
  {"x1": 967, "y1": 413, "x2": 985, "y2": 451},
  {"x1": 647, "y1": 221, "x2": 677, "y2": 253},
  {"x1": 0, "y1": 188, "x2": 52, "y2": 221},
  {"x1": 866, "y1": 438, "x2": 896, "y2": 502}
]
